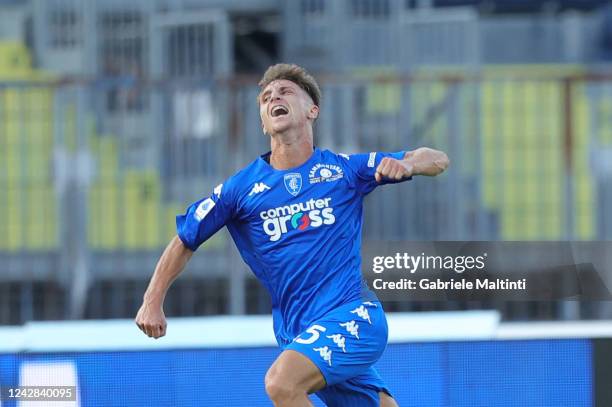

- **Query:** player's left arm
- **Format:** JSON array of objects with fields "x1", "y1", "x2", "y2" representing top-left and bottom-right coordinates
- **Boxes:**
[{"x1": 374, "y1": 147, "x2": 449, "y2": 182}]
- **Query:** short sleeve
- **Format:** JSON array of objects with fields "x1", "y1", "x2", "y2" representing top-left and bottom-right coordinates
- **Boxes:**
[
  {"x1": 344, "y1": 151, "x2": 410, "y2": 195},
  {"x1": 176, "y1": 181, "x2": 235, "y2": 251}
]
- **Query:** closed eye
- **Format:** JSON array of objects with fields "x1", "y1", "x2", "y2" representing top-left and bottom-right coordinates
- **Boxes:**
[{"x1": 260, "y1": 92, "x2": 271, "y2": 103}]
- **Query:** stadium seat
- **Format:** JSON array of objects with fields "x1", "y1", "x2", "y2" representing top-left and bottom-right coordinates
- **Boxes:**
[
  {"x1": 481, "y1": 74, "x2": 564, "y2": 239},
  {"x1": 122, "y1": 170, "x2": 162, "y2": 249},
  {"x1": 572, "y1": 83, "x2": 595, "y2": 239},
  {"x1": 0, "y1": 42, "x2": 56, "y2": 250},
  {"x1": 351, "y1": 67, "x2": 402, "y2": 115}
]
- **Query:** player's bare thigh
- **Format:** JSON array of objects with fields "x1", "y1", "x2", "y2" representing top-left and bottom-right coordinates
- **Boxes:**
[
  {"x1": 266, "y1": 350, "x2": 399, "y2": 406},
  {"x1": 265, "y1": 349, "x2": 326, "y2": 395},
  {"x1": 379, "y1": 391, "x2": 399, "y2": 407}
]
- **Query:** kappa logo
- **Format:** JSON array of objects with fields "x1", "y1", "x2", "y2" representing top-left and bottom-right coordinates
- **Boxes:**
[
  {"x1": 313, "y1": 346, "x2": 333, "y2": 366},
  {"x1": 350, "y1": 305, "x2": 372, "y2": 325},
  {"x1": 213, "y1": 183, "x2": 223, "y2": 198},
  {"x1": 339, "y1": 321, "x2": 360, "y2": 339},
  {"x1": 283, "y1": 173, "x2": 302, "y2": 196},
  {"x1": 308, "y1": 163, "x2": 344, "y2": 184},
  {"x1": 339, "y1": 153, "x2": 350, "y2": 160},
  {"x1": 248, "y1": 182, "x2": 271, "y2": 196},
  {"x1": 194, "y1": 198, "x2": 215, "y2": 221},
  {"x1": 326, "y1": 334, "x2": 347, "y2": 353}
]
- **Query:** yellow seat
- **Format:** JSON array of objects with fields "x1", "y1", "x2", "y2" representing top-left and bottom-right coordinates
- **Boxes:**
[
  {"x1": 481, "y1": 78, "x2": 565, "y2": 239},
  {"x1": 123, "y1": 171, "x2": 161, "y2": 249},
  {"x1": 0, "y1": 42, "x2": 57, "y2": 251}
]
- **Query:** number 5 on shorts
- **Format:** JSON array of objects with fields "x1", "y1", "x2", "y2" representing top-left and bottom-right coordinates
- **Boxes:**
[{"x1": 294, "y1": 324, "x2": 326, "y2": 344}]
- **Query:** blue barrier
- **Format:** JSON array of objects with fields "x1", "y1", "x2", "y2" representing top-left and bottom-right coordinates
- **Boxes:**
[{"x1": 0, "y1": 339, "x2": 592, "y2": 406}]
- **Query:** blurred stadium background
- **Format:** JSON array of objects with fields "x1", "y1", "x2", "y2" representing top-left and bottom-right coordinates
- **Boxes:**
[{"x1": 1, "y1": 0, "x2": 612, "y2": 405}]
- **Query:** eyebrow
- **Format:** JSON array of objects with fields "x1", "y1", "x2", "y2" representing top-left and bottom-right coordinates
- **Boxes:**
[{"x1": 259, "y1": 86, "x2": 295, "y2": 101}]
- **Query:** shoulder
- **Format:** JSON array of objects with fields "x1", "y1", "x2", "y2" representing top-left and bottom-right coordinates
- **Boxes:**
[
  {"x1": 317, "y1": 149, "x2": 353, "y2": 166},
  {"x1": 232, "y1": 157, "x2": 263, "y2": 184},
  {"x1": 215, "y1": 157, "x2": 262, "y2": 201},
  {"x1": 217, "y1": 155, "x2": 271, "y2": 211},
  {"x1": 312, "y1": 149, "x2": 352, "y2": 175}
]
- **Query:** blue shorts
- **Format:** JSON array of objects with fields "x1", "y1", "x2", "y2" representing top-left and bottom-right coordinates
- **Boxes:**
[{"x1": 284, "y1": 300, "x2": 391, "y2": 406}]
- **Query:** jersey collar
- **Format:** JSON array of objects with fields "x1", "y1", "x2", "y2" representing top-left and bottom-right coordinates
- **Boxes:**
[{"x1": 259, "y1": 147, "x2": 321, "y2": 174}]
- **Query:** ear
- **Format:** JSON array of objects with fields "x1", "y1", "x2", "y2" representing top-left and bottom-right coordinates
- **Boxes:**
[{"x1": 308, "y1": 105, "x2": 319, "y2": 120}]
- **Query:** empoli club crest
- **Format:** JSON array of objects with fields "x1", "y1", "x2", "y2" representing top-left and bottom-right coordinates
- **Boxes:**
[{"x1": 284, "y1": 173, "x2": 302, "y2": 196}]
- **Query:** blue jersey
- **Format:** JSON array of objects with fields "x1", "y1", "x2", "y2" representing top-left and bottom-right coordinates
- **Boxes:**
[{"x1": 176, "y1": 148, "x2": 408, "y2": 346}]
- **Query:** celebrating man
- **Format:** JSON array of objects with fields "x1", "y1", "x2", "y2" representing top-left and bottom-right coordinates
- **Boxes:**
[{"x1": 136, "y1": 63, "x2": 449, "y2": 406}]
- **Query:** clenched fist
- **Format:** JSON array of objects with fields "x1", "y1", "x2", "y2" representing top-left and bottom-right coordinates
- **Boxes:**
[
  {"x1": 375, "y1": 157, "x2": 414, "y2": 183},
  {"x1": 135, "y1": 301, "x2": 167, "y2": 339}
]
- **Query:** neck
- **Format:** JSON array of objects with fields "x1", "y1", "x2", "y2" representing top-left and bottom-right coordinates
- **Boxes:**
[{"x1": 269, "y1": 124, "x2": 314, "y2": 170}]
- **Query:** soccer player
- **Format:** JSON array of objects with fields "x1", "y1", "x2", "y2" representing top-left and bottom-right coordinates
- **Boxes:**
[{"x1": 136, "y1": 63, "x2": 449, "y2": 406}]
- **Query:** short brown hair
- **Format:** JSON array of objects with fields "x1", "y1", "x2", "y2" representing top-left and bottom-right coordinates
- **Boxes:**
[{"x1": 258, "y1": 63, "x2": 321, "y2": 107}]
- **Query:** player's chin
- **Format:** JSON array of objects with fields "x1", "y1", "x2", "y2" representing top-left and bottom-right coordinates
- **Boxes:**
[{"x1": 270, "y1": 120, "x2": 292, "y2": 134}]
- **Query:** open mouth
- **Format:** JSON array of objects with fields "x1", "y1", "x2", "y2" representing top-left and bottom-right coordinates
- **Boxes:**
[{"x1": 271, "y1": 105, "x2": 289, "y2": 117}]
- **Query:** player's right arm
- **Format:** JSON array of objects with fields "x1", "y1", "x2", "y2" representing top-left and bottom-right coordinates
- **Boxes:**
[
  {"x1": 135, "y1": 235, "x2": 193, "y2": 339},
  {"x1": 135, "y1": 180, "x2": 237, "y2": 339}
]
